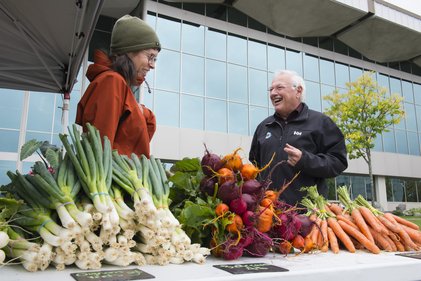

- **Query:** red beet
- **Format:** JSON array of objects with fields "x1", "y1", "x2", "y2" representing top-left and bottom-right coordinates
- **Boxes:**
[
  {"x1": 241, "y1": 193, "x2": 256, "y2": 211},
  {"x1": 199, "y1": 176, "x2": 217, "y2": 196},
  {"x1": 242, "y1": 210, "x2": 255, "y2": 227},
  {"x1": 217, "y1": 180, "x2": 241, "y2": 204},
  {"x1": 242, "y1": 179, "x2": 262, "y2": 195},
  {"x1": 229, "y1": 197, "x2": 247, "y2": 215},
  {"x1": 201, "y1": 144, "x2": 223, "y2": 176}
]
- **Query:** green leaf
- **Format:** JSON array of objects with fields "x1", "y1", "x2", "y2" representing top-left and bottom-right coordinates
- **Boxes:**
[
  {"x1": 45, "y1": 148, "x2": 60, "y2": 169},
  {"x1": 20, "y1": 139, "x2": 43, "y2": 161},
  {"x1": 170, "y1": 157, "x2": 201, "y2": 173}
]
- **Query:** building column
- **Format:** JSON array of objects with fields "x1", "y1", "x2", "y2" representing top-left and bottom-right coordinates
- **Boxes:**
[{"x1": 375, "y1": 176, "x2": 387, "y2": 211}]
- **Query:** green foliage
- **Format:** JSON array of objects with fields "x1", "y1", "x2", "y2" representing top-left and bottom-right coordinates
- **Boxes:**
[
  {"x1": 20, "y1": 139, "x2": 62, "y2": 170},
  {"x1": 323, "y1": 72, "x2": 404, "y2": 162}
]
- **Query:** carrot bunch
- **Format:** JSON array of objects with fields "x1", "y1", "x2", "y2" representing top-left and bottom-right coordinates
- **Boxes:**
[{"x1": 301, "y1": 185, "x2": 421, "y2": 254}]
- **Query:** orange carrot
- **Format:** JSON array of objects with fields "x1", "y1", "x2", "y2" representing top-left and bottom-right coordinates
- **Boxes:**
[
  {"x1": 327, "y1": 226, "x2": 339, "y2": 253},
  {"x1": 309, "y1": 224, "x2": 319, "y2": 248},
  {"x1": 399, "y1": 223, "x2": 421, "y2": 244},
  {"x1": 257, "y1": 206, "x2": 273, "y2": 233},
  {"x1": 383, "y1": 234, "x2": 397, "y2": 252},
  {"x1": 337, "y1": 214, "x2": 359, "y2": 230},
  {"x1": 350, "y1": 208, "x2": 375, "y2": 243},
  {"x1": 320, "y1": 220, "x2": 329, "y2": 252},
  {"x1": 368, "y1": 227, "x2": 393, "y2": 252},
  {"x1": 392, "y1": 214, "x2": 420, "y2": 230},
  {"x1": 328, "y1": 203, "x2": 344, "y2": 216},
  {"x1": 327, "y1": 217, "x2": 355, "y2": 253},
  {"x1": 358, "y1": 206, "x2": 383, "y2": 234},
  {"x1": 383, "y1": 213, "x2": 419, "y2": 251},
  {"x1": 337, "y1": 220, "x2": 380, "y2": 254}
]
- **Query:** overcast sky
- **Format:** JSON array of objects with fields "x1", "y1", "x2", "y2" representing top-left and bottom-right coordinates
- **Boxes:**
[{"x1": 384, "y1": 0, "x2": 421, "y2": 15}]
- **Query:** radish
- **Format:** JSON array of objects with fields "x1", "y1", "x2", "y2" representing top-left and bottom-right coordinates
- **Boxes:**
[{"x1": 0, "y1": 249, "x2": 5, "y2": 264}]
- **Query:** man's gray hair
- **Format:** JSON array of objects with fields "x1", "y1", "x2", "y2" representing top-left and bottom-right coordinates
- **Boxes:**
[{"x1": 273, "y1": 70, "x2": 306, "y2": 102}]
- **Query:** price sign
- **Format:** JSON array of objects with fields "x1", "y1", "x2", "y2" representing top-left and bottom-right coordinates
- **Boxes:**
[
  {"x1": 396, "y1": 251, "x2": 421, "y2": 260},
  {"x1": 71, "y1": 268, "x2": 155, "y2": 281},
  {"x1": 213, "y1": 262, "x2": 289, "y2": 274}
]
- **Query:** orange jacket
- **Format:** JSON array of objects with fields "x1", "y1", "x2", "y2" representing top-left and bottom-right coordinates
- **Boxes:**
[{"x1": 76, "y1": 50, "x2": 156, "y2": 157}]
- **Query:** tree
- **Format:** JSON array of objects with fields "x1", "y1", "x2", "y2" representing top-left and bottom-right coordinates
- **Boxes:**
[{"x1": 323, "y1": 72, "x2": 404, "y2": 205}]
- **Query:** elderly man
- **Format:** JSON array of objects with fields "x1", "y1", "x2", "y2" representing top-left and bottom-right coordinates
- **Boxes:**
[{"x1": 249, "y1": 70, "x2": 348, "y2": 207}]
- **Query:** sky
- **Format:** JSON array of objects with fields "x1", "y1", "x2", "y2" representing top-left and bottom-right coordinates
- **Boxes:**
[{"x1": 384, "y1": 0, "x2": 421, "y2": 15}]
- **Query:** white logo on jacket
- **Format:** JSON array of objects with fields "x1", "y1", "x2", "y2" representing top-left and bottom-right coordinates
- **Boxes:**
[
  {"x1": 293, "y1": 131, "x2": 302, "y2": 136},
  {"x1": 265, "y1": 132, "x2": 271, "y2": 139}
]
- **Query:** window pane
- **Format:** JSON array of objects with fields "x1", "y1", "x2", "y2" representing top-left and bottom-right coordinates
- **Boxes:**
[
  {"x1": 228, "y1": 102, "x2": 248, "y2": 135},
  {"x1": 351, "y1": 176, "x2": 367, "y2": 199},
  {"x1": 349, "y1": 66, "x2": 363, "y2": 82},
  {"x1": 268, "y1": 45, "x2": 285, "y2": 73},
  {"x1": 0, "y1": 89, "x2": 24, "y2": 129},
  {"x1": 182, "y1": 21, "x2": 204, "y2": 56},
  {"x1": 27, "y1": 92, "x2": 55, "y2": 132},
  {"x1": 250, "y1": 106, "x2": 269, "y2": 136},
  {"x1": 206, "y1": 99, "x2": 226, "y2": 133},
  {"x1": 182, "y1": 54, "x2": 204, "y2": 96},
  {"x1": 395, "y1": 129, "x2": 408, "y2": 154},
  {"x1": 249, "y1": 69, "x2": 268, "y2": 107},
  {"x1": 206, "y1": 59, "x2": 226, "y2": 99},
  {"x1": 321, "y1": 84, "x2": 335, "y2": 112},
  {"x1": 406, "y1": 179, "x2": 418, "y2": 202},
  {"x1": 383, "y1": 130, "x2": 396, "y2": 153},
  {"x1": 408, "y1": 131, "x2": 420, "y2": 156},
  {"x1": 156, "y1": 50, "x2": 180, "y2": 92},
  {"x1": 228, "y1": 64, "x2": 247, "y2": 103},
  {"x1": 26, "y1": 131, "x2": 52, "y2": 143},
  {"x1": 303, "y1": 54, "x2": 319, "y2": 82},
  {"x1": 377, "y1": 73, "x2": 390, "y2": 91},
  {"x1": 373, "y1": 133, "x2": 383, "y2": 152},
  {"x1": 405, "y1": 103, "x2": 417, "y2": 131},
  {"x1": 285, "y1": 49, "x2": 302, "y2": 76},
  {"x1": 206, "y1": 28, "x2": 226, "y2": 61},
  {"x1": 335, "y1": 63, "x2": 349, "y2": 89},
  {"x1": 305, "y1": 80, "x2": 321, "y2": 111},
  {"x1": 181, "y1": 95, "x2": 203, "y2": 130},
  {"x1": 0, "y1": 130, "x2": 19, "y2": 152},
  {"x1": 320, "y1": 59, "x2": 335, "y2": 86},
  {"x1": 402, "y1": 80, "x2": 414, "y2": 103},
  {"x1": 392, "y1": 179, "x2": 405, "y2": 202},
  {"x1": 227, "y1": 34, "x2": 247, "y2": 65},
  {"x1": 414, "y1": 83, "x2": 421, "y2": 105},
  {"x1": 0, "y1": 160, "x2": 16, "y2": 185},
  {"x1": 248, "y1": 39, "x2": 266, "y2": 70},
  {"x1": 154, "y1": 90, "x2": 179, "y2": 127},
  {"x1": 157, "y1": 16, "x2": 181, "y2": 51}
]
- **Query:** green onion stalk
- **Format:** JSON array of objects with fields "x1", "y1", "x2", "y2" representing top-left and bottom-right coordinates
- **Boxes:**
[{"x1": 59, "y1": 124, "x2": 119, "y2": 238}]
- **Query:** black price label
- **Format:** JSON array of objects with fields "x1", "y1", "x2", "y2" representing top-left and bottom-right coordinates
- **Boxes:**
[
  {"x1": 396, "y1": 251, "x2": 421, "y2": 260},
  {"x1": 213, "y1": 262, "x2": 289, "y2": 274},
  {"x1": 71, "y1": 268, "x2": 155, "y2": 281}
]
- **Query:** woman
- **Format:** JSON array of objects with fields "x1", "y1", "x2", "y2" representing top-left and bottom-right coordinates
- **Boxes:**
[{"x1": 76, "y1": 15, "x2": 160, "y2": 158}]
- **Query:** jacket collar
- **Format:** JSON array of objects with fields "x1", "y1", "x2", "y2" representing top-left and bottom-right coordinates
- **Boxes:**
[{"x1": 265, "y1": 103, "x2": 309, "y2": 126}]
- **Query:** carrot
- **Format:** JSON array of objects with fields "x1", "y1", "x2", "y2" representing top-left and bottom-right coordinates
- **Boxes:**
[
  {"x1": 327, "y1": 227, "x2": 339, "y2": 253},
  {"x1": 391, "y1": 236, "x2": 405, "y2": 252},
  {"x1": 215, "y1": 203, "x2": 229, "y2": 216},
  {"x1": 350, "y1": 208, "x2": 375, "y2": 243},
  {"x1": 374, "y1": 215, "x2": 391, "y2": 236},
  {"x1": 337, "y1": 220, "x2": 380, "y2": 254},
  {"x1": 383, "y1": 213, "x2": 419, "y2": 251},
  {"x1": 368, "y1": 227, "x2": 393, "y2": 252},
  {"x1": 392, "y1": 214, "x2": 420, "y2": 230},
  {"x1": 327, "y1": 217, "x2": 355, "y2": 253},
  {"x1": 264, "y1": 190, "x2": 277, "y2": 203},
  {"x1": 320, "y1": 219, "x2": 329, "y2": 252},
  {"x1": 383, "y1": 234, "x2": 397, "y2": 252},
  {"x1": 399, "y1": 223, "x2": 421, "y2": 244},
  {"x1": 257, "y1": 206, "x2": 273, "y2": 233},
  {"x1": 328, "y1": 203, "x2": 344, "y2": 216},
  {"x1": 337, "y1": 214, "x2": 359, "y2": 230},
  {"x1": 358, "y1": 206, "x2": 384, "y2": 234},
  {"x1": 309, "y1": 224, "x2": 319, "y2": 248}
]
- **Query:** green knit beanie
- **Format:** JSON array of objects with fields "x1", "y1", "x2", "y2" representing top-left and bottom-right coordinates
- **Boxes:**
[{"x1": 110, "y1": 15, "x2": 161, "y2": 55}]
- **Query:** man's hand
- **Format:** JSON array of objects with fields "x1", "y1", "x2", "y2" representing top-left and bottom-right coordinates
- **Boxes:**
[{"x1": 284, "y1": 143, "x2": 302, "y2": 166}]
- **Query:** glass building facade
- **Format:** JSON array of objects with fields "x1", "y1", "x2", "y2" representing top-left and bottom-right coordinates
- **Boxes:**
[{"x1": 0, "y1": 0, "x2": 420, "y2": 208}]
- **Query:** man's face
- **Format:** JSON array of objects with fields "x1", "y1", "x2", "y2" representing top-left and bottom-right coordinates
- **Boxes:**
[{"x1": 269, "y1": 74, "x2": 302, "y2": 118}]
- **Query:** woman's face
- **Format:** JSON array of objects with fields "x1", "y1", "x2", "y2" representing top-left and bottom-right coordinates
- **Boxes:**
[{"x1": 130, "y1": 48, "x2": 159, "y2": 80}]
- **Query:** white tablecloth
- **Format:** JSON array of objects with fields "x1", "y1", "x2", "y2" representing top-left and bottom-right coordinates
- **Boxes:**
[{"x1": 2, "y1": 250, "x2": 421, "y2": 281}]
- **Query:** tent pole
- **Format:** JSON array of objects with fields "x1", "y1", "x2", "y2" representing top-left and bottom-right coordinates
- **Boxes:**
[{"x1": 62, "y1": 92, "x2": 70, "y2": 135}]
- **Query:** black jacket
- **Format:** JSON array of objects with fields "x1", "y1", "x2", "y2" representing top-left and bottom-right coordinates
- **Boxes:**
[{"x1": 249, "y1": 103, "x2": 348, "y2": 206}]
